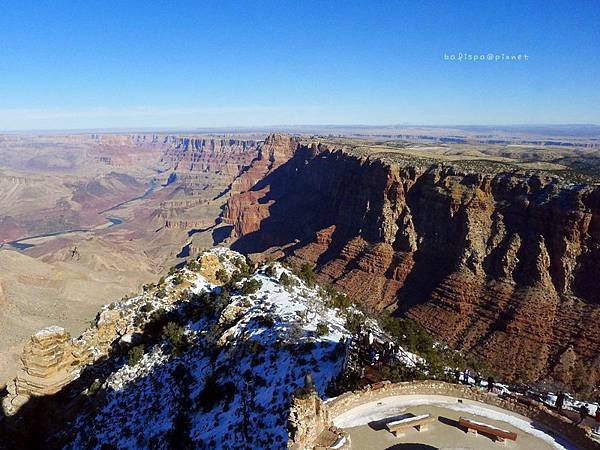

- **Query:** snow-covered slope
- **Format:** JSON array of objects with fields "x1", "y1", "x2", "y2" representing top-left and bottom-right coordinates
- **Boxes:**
[{"x1": 65, "y1": 248, "x2": 353, "y2": 449}]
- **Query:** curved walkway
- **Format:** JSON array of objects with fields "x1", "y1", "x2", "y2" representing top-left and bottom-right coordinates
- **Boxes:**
[{"x1": 334, "y1": 394, "x2": 573, "y2": 450}]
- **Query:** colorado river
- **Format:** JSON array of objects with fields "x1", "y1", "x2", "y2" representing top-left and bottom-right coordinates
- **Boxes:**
[
  {"x1": 2, "y1": 216, "x2": 124, "y2": 251},
  {"x1": 2, "y1": 177, "x2": 159, "y2": 251}
]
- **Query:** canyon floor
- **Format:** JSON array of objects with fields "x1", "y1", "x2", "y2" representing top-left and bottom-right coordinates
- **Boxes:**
[{"x1": 0, "y1": 133, "x2": 257, "y2": 383}]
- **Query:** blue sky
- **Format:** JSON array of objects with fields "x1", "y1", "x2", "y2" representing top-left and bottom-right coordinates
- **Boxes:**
[{"x1": 0, "y1": 0, "x2": 599, "y2": 130}]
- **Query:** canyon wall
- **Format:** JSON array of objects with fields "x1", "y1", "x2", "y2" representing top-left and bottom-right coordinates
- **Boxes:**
[
  {"x1": 160, "y1": 137, "x2": 260, "y2": 192},
  {"x1": 152, "y1": 137, "x2": 262, "y2": 234},
  {"x1": 224, "y1": 136, "x2": 600, "y2": 390}
]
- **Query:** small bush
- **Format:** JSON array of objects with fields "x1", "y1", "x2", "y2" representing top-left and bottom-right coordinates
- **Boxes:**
[
  {"x1": 381, "y1": 363, "x2": 423, "y2": 382},
  {"x1": 246, "y1": 340, "x2": 265, "y2": 355},
  {"x1": 162, "y1": 321, "x2": 187, "y2": 354},
  {"x1": 133, "y1": 315, "x2": 145, "y2": 328},
  {"x1": 264, "y1": 265, "x2": 276, "y2": 277},
  {"x1": 233, "y1": 257, "x2": 254, "y2": 276},
  {"x1": 172, "y1": 273, "x2": 184, "y2": 285},
  {"x1": 190, "y1": 291, "x2": 218, "y2": 317},
  {"x1": 216, "y1": 268, "x2": 229, "y2": 283},
  {"x1": 140, "y1": 302, "x2": 153, "y2": 314},
  {"x1": 335, "y1": 371, "x2": 362, "y2": 393},
  {"x1": 345, "y1": 312, "x2": 364, "y2": 334},
  {"x1": 316, "y1": 323, "x2": 329, "y2": 336},
  {"x1": 128, "y1": 345, "x2": 145, "y2": 366},
  {"x1": 295, "y1": 263, "x2": 316, "y2": 287},
  {"x1": 222, "y1": 270, "x2": 243, "y2": 291},
  {"x1": 326, "y1": 345, "x2": 342, "y2": 362},
  {"x1": 87, "y1": 379, "x2": 103, "y2": 396},
  {"x1": 279, "y1": 272, "x2": 296, "y2": 288},
  {"x1": 241, "y1": 279, "x2": 262, "y2": 295},
  {"x1": 379, "y1": 313, "x2": 433, "y2": 355},
  {"x1": 298, "y1": 340, "x2": 316, "y2": 353},
  {"x1": 326, "y1": 291, "x2": 352, "y2": 309},
  {"x1": 187, "y1": 260, "x2": 202, "y2": 271},
  {"x1": 197, "y1": 373, "x2": 237, "y2": 412},
  {"x1": 142, "y1": 307, "x2": 169, "y2": 340},
  {"x1": 256, "y1": 315, "x2": 275, "y2": 328}
]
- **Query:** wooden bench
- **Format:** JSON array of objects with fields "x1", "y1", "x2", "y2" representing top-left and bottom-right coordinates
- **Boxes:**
[
  {"x1": 387, "y1": 414, "x2": 434, "y2": 436},
  {"x1": 459, "y1": 417, "x2": 518, "y2": 443}
]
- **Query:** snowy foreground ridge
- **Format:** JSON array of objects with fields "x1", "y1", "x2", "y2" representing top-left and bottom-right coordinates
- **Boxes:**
[{"x1": 66, "y1": 248, "x2": 352, "y2": 449}]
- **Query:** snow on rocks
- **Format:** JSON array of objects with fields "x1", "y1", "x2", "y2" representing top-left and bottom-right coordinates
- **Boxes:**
[
  {"x1": 65, "y1": 248, "x2": 356, "y2": 449},
  {"x1": 34, "y1": 325, "x2": 66, "y2": 339},
  {"x1": 104, "y1": 348, "x2": 170, "y2": 392}
]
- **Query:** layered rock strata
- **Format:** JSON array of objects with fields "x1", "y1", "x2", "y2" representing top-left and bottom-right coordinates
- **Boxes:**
[
  {"x1": 2, "y1": 327, "x2": 77, "y2": 413},
  {"x1": 224, "y1": 136, "x2": 600, "y2": 389},
  {"x1": 2, "y1": 310, "x2": 133, "y2": 415}
]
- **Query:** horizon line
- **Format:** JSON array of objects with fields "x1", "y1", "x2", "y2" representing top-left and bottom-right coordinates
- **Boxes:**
[{"x1": 1, "y1": 123, "x2": 600, "y2": 134}]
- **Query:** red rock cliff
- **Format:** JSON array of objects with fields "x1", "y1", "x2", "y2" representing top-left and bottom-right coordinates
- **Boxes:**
[{"x1": 223, "y1": 136, "x2": 600, "y2": 390}]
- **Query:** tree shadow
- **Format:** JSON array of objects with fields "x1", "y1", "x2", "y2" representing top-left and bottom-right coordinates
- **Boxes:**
[
  {"x1": 530, "y1": 419, "x2": 579, "y2": 449},
  {"x1": 385, "y1": 445, "x2": 438, "y2": 450}
]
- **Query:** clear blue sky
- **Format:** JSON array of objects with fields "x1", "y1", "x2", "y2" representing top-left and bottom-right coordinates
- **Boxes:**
[{"x1": 0, "y1": 0, "x2": 599, "y2": 130}]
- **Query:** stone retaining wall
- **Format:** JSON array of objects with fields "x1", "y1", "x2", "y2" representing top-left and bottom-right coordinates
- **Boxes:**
[{"x1": 326, "y1": 380, "x2": 600, "y2": 450}]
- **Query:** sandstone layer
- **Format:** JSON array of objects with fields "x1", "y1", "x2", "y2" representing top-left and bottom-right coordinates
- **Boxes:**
[{"x1": 2, "y1": 326, "x2": 77, "y2": 413}]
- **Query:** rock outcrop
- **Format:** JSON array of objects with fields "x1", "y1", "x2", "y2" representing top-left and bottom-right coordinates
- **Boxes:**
[
  {"x1": 1, "y1": 248, "x2": 356, "y2": 448},
  {"x1": 3, "y1": 308, "x2": 134, "y2": 415},
  {"x1": 224, "y1": 137, "x2": 600, "y2": 390},
  {"x1": 160, "y1": 137, "x2": 260, "y2": 196},
  {"x1": 225, "y1": 133, "x2": 301, "y2": 237},
  {"x1": 150, "y1": 136, "x2": 262, "y2": 235},
  {"x1": 287, "y1": 390, "x2": 331, "y2": 450},
  {"x1": 2, "y1": 326, "x2": 77, "y2": 414},
  {"x1": 287, "y1": 376, "x2": 349, "y2": 450}
]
